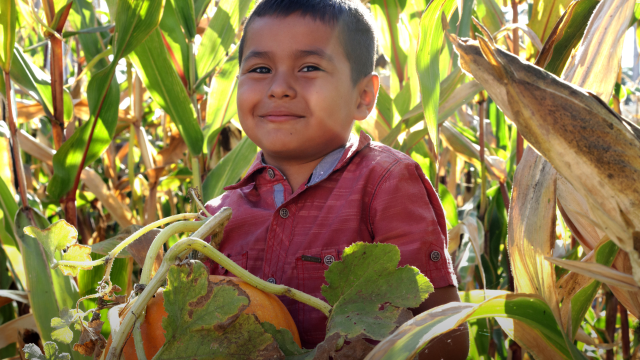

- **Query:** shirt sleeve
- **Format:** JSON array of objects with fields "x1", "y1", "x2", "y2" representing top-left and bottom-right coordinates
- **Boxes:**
[{"x1": 368, "y1": 160, "x2": 457, "y2": 288}]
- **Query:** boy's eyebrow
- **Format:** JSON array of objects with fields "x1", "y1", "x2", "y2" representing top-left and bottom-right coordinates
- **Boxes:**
[
  {"x1": 294, "y1": 48, "x2": 335, "y2": 63},
  {"x1": 242, "y1": 50, "x2": 273, "y2": 63}
]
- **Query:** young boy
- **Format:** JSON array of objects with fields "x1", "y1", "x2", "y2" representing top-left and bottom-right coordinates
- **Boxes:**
[{"x1": 204, "y1": 0, "x2": 469, "y2": 357}]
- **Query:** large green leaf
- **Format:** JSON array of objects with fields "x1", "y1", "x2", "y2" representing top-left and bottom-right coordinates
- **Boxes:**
[
  {"x1": 196, "y1": 0, "x2": 252, "y2": 79},
  {"x1": 366, "y1": 294, "x2": 581, "y2": 360},
  {"x1": 169, "y1": 0, "x2": 196, "y2": 40},
  {"x1": 474, "y1": 0, "x2": 504, "y2": 34},
  {"x1": 322, "y1": 243, "x2": 433, "y2": 346},
  {"x1": 159, "y1": 0, "x2": 190, "y2": 84},
  {"x1": 202, "y1": 136, "x2": 257, "y2": 202},
  {"x1": 204, "y1": 51, "x2": 238, "y2": 153},
  {"x1": 154, "y1": 261, "x2": 282, "y2": 359},
  {"x1": 438, "y1": 183, "x2": 458, "y2": 228},
  {"x1": 129, "y1": 29, "x2": 203, "y2": 155},
  {"x1": 370, "y1": 0, "x2": 409, "y2": 91},
  {"x1": 110, "y1": 0, "x2": 164, "y2": 60},
  {"x1": 10, "y1": 47, "x2": 73, "y2": 122},
  {"x1": 416, "y1": 0, "x2": 457, "y2": 156},
  {"x1": 47, "y1": 67, "x2": 119, "y2": 200},
  {"x1": 68, "y1": 0, "x2": 111, "y2": 68},
  {"x1": 0, "y1": 0, "x2": 16, "y2": 72}
]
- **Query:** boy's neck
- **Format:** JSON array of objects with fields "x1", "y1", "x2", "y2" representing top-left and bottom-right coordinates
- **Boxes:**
[{"x1": 263, "y1": 145, "x2": 345, "y2": 192}]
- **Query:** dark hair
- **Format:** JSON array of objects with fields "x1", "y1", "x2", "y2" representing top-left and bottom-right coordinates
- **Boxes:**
[{"x1": 238, "y1": 0, "x2": 377, "y2": 85}]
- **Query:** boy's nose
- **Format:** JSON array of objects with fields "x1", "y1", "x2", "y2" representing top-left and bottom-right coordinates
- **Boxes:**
[{"x1": 268, "y1": 73, "x2": 297, "y2": 100}]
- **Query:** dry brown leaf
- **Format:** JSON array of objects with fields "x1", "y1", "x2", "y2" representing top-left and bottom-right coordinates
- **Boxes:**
[
  {"x1": 508, "y1": 147, "x2": 562, "y2": 324},
  {"x1": 0, "y1": 313, "x2": 37, "y2": 348},
  {"x1": 451, "y1": 16, "x2": 640, "y2": 285},
  {"x1": 546, "y1": 257, "x2": 639, "y2": 291}
]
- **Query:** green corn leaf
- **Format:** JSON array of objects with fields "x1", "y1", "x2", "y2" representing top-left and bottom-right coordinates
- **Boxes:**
[
  {"x1": 154, "y1": 261, "x2": 281, "y2": 359},
  {"x1": 320, "y1": 243, "x2": 433, "y2": 352},
  {"x1": 47, "y1": 67, "x2": 120, "y2": 200},
  {"x1": 160, "y1": 0, "x2": 190, "y2": 85},
  {"x1": 15, "y1": 209, "x2": 77, "y2": 353},
  {"x1": 202, "y1": 136, "x2": 258, "y2": 202},
  {"x1": 416, "y1": 0, "x2": 458, "y2": 157},
  {"x1": 196, "y1": 0, "x2": 252, "y2": 79},
  {"x1": 204, "y1": 51, "x2": 238, "y2": 153},
  {"x1": 438, "y1": 183, "x2": 458, "y2": 228},
  {"x1": 538, "y1": 0, "x2": 600, "y2": 76},
  {"x1": 528, "y1": 0, "x2": 574, "y2": 49},
  {"x1": 367, "y1": 294, "x2": 581, "y2": 360},
  {"x1": 170, "y1": 0, "x2": 197, "y2": 40},
  {"x1": 474, "y1": 0, "x2": 504, "y2": 34},
  {"x1": 567, "y1": 240, "x2": 618, "y2": 338},
  {"x1": 10, "y1": 47, "x2": 73, "y2": 123},
  {"x1": 194, "y1": 0, "x2": 212, "y2": 22},
  {"x1": 0, "y1": 177, "x2": 22, "y2": 285},
  {"x1": 370, "y1": 0, "x2": 409, "y2": 90},
  {"x1": 0, "y1": 0, "x2": 17, "y2": 72},
  {"x1": 68, "y1": 0, "x2": 111, "y2": 67},
  {"x1": 110, "y1": 0, "x2": 164, "y2": 60},
  {"x1": 0, "y1": 246, "x2": 17, "y2": 357},
  {"x1": 129, "y1": 29, "x2": 204, "y2": 155}
]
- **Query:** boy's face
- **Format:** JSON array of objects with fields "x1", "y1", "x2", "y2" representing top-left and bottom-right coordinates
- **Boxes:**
[{"x1": 238, "y1": 14, "x2": 378, "y2": 164}]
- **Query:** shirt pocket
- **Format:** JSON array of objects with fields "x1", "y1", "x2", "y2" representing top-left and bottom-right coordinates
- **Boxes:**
[
  {"x1": 212, "y1": 251, "x2": 248, "y2": 276},
  {"x1": 295, "y1": 249, "x2": 340, "y2": 348}
]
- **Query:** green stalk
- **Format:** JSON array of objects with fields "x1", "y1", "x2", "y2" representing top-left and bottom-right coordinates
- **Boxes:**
[
  {"x1": 139, "y1": 221, "x2": 203, "y2": 285},
  {"x1": 191, "y1": 155, "x2": 201, "y2": 193}
]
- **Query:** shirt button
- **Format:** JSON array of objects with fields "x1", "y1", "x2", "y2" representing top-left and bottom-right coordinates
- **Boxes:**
[
  {"x1": 324, "y1": 255, "x2": 335, "y2": 266},
  {"x1": 279, "y1": 208, "x2": 289, "y2": 219},
  {"x1": 267, "y1": 168, "x2": 275, "y2": 179},
  {"x1": 430, "y1": 250, "x2": 441, "y2": 262},
  {"x1": 267, "y1": 277, "x2": 276, "y2": 284}
]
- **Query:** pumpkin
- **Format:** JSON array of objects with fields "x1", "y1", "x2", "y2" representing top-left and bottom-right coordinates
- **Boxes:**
[{"x1": 105, "y1": 275, "x2": 301, "y2": 359}]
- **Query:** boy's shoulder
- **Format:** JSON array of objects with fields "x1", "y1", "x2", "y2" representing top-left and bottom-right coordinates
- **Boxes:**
[{"x1": 345, "y1": 136, "x2": 426, "y2": 180}]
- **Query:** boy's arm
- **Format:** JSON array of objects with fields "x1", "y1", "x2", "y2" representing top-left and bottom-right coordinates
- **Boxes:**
[{"x1": 411, "y1": 286, "x2": 469, "y2": 360}]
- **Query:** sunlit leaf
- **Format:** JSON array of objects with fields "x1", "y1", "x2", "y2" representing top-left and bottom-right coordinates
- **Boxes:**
[
  {"x1": 59, "y1": 244, "x2": 93, "y2": 276},
  {"x1": 204, "y1": 51, "x2": 238, "y2": 154},
  {"x1": 202, "y1": 136, "x2": 258, "y2": 202},
  {"x1": 170, "y1": 0, "x2": 196, "y2": 40},
  {"x1": 130, "y1": 29, "x2": 203, "y2": 155},
  {"x1": 196, "y1": 0, "x2": 252, "y2": 79},
  {"x1": 23, "y1": 219, "x2": 77, "y2": 264},
  {"x1": 416, "y1": 0, "x2": 457, "y2": 157},
  {"x1": 0, "y1": 0, "x2": 17, "y2": 72},
  {"x1": 24, "y1": 342, "x2": 70, "y2": 360}
]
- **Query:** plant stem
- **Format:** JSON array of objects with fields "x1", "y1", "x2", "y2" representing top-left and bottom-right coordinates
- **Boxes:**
[
  {"x1": 478, "y1": 100, "x2": 487, "y2": 218},
  {"x1": 139, "y1": 221, "x2": 204, "y2": 285},
  {"x1": 620, "y1": 304, "x2": 630, "y2": 360},
  {"x1": 4, "y1": 72, "x2": 29, "y2": 209},
  {"x1": 133, "y1": 321, "x2": 148, "y2": 360},
  {"x1": 191, "y1": 155, "x2": 201, "y2": 193}
]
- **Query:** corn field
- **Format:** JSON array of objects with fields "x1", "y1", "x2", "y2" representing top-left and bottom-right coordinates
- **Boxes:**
[{"x1": 0, "y1": 0, "x2": 639, "y2": 359}]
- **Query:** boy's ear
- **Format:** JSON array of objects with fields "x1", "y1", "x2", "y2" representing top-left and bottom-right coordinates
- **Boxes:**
[{"x1": 354, "y1": 73, "x2": 380, "y2": 121}]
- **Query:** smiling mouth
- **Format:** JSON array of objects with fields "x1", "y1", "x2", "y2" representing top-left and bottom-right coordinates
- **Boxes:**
[{"x1": 259, "y1": 113, "x2": 305, "y2": 122}]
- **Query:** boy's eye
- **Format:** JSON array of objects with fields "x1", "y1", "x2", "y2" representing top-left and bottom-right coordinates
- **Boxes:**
[
  {"x1": 249, "y1": 66, "x2": 271, "y2": 74},
  {"x1": 300, "y1": 65, "x2": 321, "y2": 72}
]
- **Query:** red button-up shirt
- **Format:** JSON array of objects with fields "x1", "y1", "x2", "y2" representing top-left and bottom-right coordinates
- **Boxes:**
[{"x1": 203, "y1": 131, "x2": 456, "y2": 348}]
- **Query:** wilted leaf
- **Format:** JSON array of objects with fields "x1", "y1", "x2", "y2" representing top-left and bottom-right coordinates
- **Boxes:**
[
  {"x1": 23, "y1": 220, "x2": 77, "y2": 266},
  {"x1": 507, "y1": 147, "x2": 562, "y2": 324},
  {"x1": 155, "y1": 261, "x2": 283, "y2": 359},
  {"x1": 547, "y1": 257, "x2": 639, "y2": 291},
  {"x1": 320, "y1": 243, "x2": 433, "y2": 353},
  {"x1": 451, "y1": 20, "x2": 640, "y2": 285},
  {"x1": 73, "y1": 314, "x2": 106, "y2": 358},
  {"x1": 24, "y1": 342, "x2": 70, "y2": 360}
]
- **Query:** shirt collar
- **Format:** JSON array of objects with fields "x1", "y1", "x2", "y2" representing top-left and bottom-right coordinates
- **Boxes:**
[{"x1": 224, "y1": 130, "x2": 371, "y2": 191}]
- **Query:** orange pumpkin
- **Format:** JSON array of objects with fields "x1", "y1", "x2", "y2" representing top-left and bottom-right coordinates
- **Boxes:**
[{"x1": 105, "y1": 275, "x2": 300, "y2": 359}]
